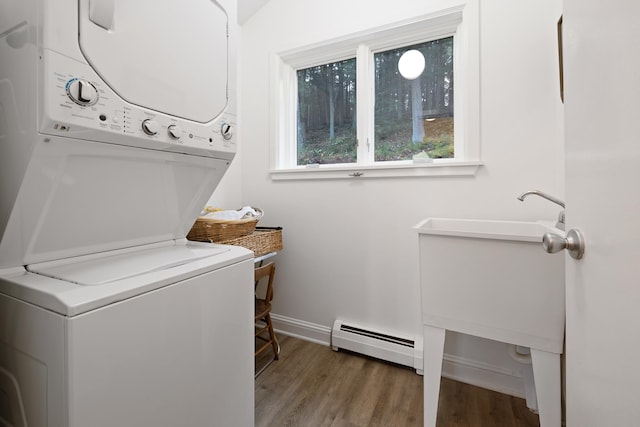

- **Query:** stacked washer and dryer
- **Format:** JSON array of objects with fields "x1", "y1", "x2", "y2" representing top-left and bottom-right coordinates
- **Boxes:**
[{"x1": 0, "y1": 0, "x2": 254, "y2": 426}]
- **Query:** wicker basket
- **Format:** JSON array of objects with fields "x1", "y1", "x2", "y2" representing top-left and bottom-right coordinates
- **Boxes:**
[
  {"x1": 217, "y1": 227, "x2": 283, "y2": 257},
  {"x1": 187, "y1": 208, "x2": 263, "y2": 242}
]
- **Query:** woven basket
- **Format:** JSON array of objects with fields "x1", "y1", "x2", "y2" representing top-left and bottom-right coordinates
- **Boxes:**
[
  {"x1": 187, "y1": 208, "x2": 263, "y2": 242},
  {"x1": 217, "y1": 227, "x2": 283, "y2": 257}
]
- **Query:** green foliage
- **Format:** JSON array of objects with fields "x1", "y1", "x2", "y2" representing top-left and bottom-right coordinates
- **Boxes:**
[
  {"x1": 295, "y1": 36, "x2": 455, "y2": 165},
  {"x1": 421, "y1": 135, "x2": 454, "y2": 159},
  {"x1": 374, "y1": 134, "x2": 453, "y2": 161},
  {"x1": 298, "y1": 125, "x2": 357, "y2": 164},
  {"x1": 374, "y1": 120, "x2": 407, "y2": 142},
  {"x1": 374, "y1": 116, "x2": 454, "y2": 161},
  {"x1": 297, "y1": 123, "x2": 453, "y2": 165}
]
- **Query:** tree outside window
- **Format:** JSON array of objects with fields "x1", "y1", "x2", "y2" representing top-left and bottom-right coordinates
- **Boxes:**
[
  {"x1": 295, "y1": 37, "x2": 453, "y2": 166},
  {"x1": 296, "y1": 59, "x2": 357, "y2": 165},
  {"x1": 374, "y1": 37, "x2": 454, "y2": 161}
]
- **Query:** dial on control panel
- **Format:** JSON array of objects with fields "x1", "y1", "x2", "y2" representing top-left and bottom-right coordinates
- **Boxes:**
[
  {"x1": 66, "y1": 79, "x2": 99, "y2": 106},
  {"x1": 168, "y1": 124, "x2": 183, "y2": 140},
  {"x1": 141, "y1": 119, "x2": 160, "y2": 136},
  {"x1": 220, "y1": 122, "x2": 232, "y2": 140}
]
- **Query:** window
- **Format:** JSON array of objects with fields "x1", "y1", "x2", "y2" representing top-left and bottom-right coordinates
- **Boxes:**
[
  {"x1": 271, "y1": 4, "x2": 480, "y2": 179},
  {"x1": 297, "y1": 58, "x2": 357, "y2": 165},
  {"x1": 374, "y1": 38, "x2": 454, "y2": 162}
]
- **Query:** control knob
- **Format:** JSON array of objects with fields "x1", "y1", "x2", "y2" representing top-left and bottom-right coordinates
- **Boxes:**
[
  {"x1": 141, "y1": 119, "x2": 160, "y2": 136},
  {"x1": 168, "y1": 124, "x2": 183, "y2": 140},
  {"x1": 220, "y1": 122, "x2": 233, "y2": 140},
  {"x1": 66, "y1": 79, "x2": 99, "y2": 106}
]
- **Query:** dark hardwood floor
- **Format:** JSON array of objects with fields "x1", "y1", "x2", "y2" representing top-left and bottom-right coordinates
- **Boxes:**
[{"x1": 255, "y1": 335, "x2": 540, "y2": 427}]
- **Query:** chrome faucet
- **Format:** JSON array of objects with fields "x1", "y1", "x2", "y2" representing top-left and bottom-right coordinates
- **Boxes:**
[{"x1": 517, "y1": 190, "x2": 566, "y2": 230}]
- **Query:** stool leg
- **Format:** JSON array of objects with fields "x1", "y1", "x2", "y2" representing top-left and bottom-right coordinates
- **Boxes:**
[
  {"x1": 266, "y1": 313, "x2": 279, "y2": 360},
  {"x1": 424, "y1": 325, "x2": 446, "y2": 427}
]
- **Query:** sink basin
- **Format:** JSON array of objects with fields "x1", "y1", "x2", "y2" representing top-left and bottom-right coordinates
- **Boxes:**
[
  {"x1": 414, "y1": 217, "x2": 565, "y2": 352},
  {"x1": 416, "y1": 217, "x2": 565, "y2": 427},
  {"x1": 416, "y1": 217, "x2": 558, "y2": 242}
]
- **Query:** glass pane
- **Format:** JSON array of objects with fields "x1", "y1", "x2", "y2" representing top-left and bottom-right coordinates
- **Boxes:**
[
  {"x1": 374, "y1": 37, "x2": 454, "y2": 161},
  {"x1": 296, "y1": 58, "x2": 357, "y2": 165}
]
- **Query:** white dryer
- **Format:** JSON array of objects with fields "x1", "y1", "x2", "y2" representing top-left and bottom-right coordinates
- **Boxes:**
[{"x1": 0, "y1": 0, "x2": 254, "y2": 426}]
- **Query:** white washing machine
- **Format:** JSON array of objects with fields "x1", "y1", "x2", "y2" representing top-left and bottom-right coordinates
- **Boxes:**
[{"x1": 0, "y1": 0, "x2": 254, "y2": 426}]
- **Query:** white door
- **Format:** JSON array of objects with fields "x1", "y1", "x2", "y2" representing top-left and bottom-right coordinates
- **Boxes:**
[{"x1": 564, "y1": 1, "x2": 640, "y2": 425}]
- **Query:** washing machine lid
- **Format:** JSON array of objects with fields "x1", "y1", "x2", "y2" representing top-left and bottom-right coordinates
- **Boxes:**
[
  {"x1": 1, "y1": 242, "x2": 253, "y2": 316},
  {"x1": 28, "y1": 243, "x2": 229, "y2": 286},
  {"x1": 78, "y1": 0, "x2": 228, "y2": 123}
]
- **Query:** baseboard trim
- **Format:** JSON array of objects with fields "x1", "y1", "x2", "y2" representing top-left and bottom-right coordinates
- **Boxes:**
[
  {"x1": 442, "y1": 354, "x2": 525, "y2": 399},
  {"x1": 271, "y1": 314, "x2": 332, "y2": 347},
  {"x1": 271, "y1": 314, "x2": 525, "y2": 398}
]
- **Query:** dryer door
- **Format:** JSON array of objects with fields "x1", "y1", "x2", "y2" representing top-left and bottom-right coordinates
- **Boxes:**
[{"x1": 78, "y1": 0, "x2": 228, "y2": 123}]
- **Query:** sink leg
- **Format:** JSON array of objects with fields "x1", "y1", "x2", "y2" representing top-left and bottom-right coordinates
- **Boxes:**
[
  {"x1": 530, "y1": 348, "x2": 561, "y2": 427},
  {"x1": 423, "y1": 325, "x2": 446, "y2": 427}
]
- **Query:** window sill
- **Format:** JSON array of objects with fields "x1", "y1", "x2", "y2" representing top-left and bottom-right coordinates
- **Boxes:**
[{"x1": 270, "y1": 161, "x2": 482, "y2": 181}]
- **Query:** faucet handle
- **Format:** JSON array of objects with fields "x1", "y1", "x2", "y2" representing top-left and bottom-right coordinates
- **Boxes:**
[{"x1": 556, "y1": 211, "x2": 565, "y2": 230}]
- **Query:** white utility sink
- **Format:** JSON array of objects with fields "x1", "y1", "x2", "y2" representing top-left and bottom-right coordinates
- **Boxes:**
[
  {"x1": 415, "y1": 218, "x2": 565, "y2": 427},
  {"x1": 417, "y1": 217, "x2": 557, "y2": 242}
]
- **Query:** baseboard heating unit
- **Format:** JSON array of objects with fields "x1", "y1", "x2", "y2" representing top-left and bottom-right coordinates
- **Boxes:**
[{"x1": 331, "y1": 320, "x2": 423, "y2": 374}]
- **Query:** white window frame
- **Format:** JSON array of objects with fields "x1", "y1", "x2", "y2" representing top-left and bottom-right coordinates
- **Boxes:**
[{"x1": 269, "y1": 3, "x2": 481, "y2": 180}]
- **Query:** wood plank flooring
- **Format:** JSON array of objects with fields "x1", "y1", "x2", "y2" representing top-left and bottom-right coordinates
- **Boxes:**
[{"x1": 255, "y1": 335, "x2": 540, "y2": 427}]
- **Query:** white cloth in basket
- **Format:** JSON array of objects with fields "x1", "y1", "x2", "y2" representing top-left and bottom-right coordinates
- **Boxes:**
[{"x1": 202, "y1": 206, "x2": 260, "y2": 220}]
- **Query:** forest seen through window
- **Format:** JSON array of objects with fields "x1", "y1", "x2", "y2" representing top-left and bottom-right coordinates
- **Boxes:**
[{"x1": 296, "y1": 37, "x2": 454, "y2": 165}]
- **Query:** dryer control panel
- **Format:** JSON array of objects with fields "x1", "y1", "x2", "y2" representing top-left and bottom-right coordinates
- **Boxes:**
[{"x1": 40, "y1": 51, "x2": 236, "y2": 160}]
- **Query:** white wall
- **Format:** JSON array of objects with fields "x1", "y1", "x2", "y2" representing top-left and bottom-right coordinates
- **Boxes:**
[
  {"x1": 207, "y1": 145, "x2": 243, "y2": 208},
  {"x1": 208, "y1": 16, "x2": 243, "y2": 209},
  {"x1": 235, "y1": 0, "x2": 563, "y2": 396}
]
